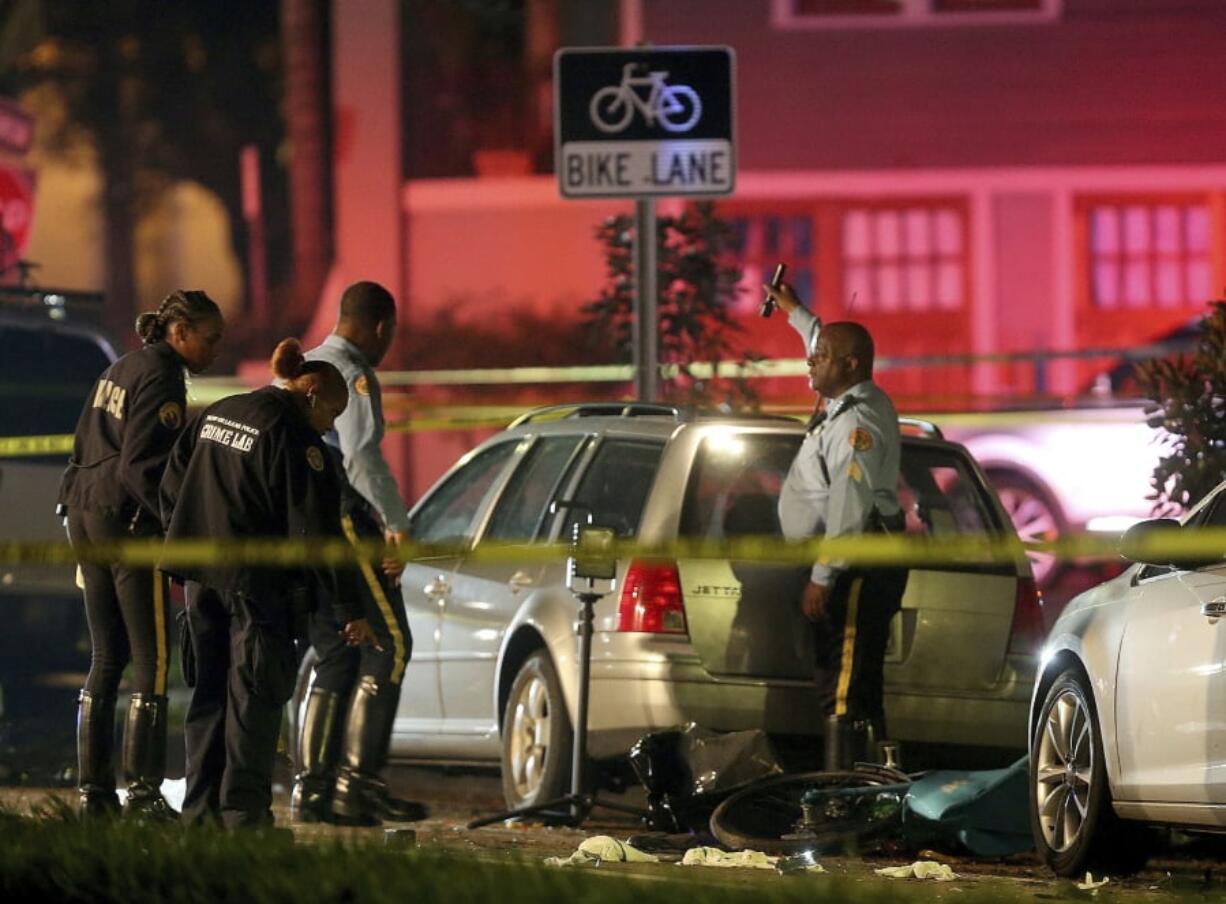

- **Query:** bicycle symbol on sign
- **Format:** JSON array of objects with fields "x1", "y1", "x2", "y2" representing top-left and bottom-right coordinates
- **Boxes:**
[{"x1": 589, "y1": 63, "x2": 703, "y2": 134}]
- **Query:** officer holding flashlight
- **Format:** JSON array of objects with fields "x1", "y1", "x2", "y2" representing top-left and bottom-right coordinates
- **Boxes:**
[{"x1": 762, "y1": 279, "x2": 908, "y2": 771}]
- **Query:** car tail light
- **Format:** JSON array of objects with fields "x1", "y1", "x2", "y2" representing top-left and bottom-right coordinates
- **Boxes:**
[
  {"x1": 617, "y1": 560, "x2": 688, "y2": 634},
  {"x1": 1007, "y1": 576, "x2": 1045, "y2": 656}
]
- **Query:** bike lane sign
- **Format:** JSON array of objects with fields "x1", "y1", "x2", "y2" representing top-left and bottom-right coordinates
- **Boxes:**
[{"x1": 553, "y1": 46, "x2": 735, "y2": 199}]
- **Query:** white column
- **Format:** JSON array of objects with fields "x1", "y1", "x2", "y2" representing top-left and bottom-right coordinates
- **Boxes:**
[{"x1": 304, "y1": 0, "x2": 403, "y2": 344}]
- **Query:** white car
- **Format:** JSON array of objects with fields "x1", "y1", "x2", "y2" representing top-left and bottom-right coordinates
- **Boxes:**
[
  {"x1": 944, "y1": 402, "x2": 1171, "y2": 586},
  {"x1": 1028, "y1": 484, "x2": 1226, "y2": 876}
]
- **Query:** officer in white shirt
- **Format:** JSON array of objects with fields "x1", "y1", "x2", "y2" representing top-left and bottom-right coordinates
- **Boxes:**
[
  {"x1": 292, "y1": 281, "x2": 424, "y2": 825},
  {"x1": 763, "y1": 280, "x2": 908, "y2": 771}
]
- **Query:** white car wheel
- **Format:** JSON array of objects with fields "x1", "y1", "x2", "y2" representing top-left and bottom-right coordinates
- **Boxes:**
[
  {"x1": 1034, "y1": 684, "x2": 1094, "y2": 853},
  {"x1": 500, "y1": 651, "x2": 572, "y2": 809},
  {"x1": 1030, "y1": 669, "x2": 1150, "y2": 876}
]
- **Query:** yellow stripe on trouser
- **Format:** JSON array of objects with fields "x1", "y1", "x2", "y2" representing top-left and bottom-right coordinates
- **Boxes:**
[
  {"x1": 153, "y1": 568, "x2": 168, "y2": 696},
  {"x1": 833, "y1": 577, "x2": 864, "y2": 718},
  {"x1": 341, "y1": 516, "x2": 406, "y2": 685}
]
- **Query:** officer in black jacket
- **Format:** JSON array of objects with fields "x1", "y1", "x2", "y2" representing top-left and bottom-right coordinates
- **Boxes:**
[
  {"x1": 160, "y1": 339, "x2": 377, "y2": 829},
  {"x1": 58, "y1": 290, "x2": 223, "y2": 819}
]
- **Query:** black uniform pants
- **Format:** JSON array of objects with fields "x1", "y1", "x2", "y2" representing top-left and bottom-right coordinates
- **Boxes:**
[
  {"x1": 181, "y1": 582, "x2": 297, "y2": 828},
  {"x1": 67, "y1": 509, "x2": 171, "y2": 698},
  {"x1": 309, "y1": 508, "x2": 412, "y2": 693},
  {"x1": 812, "y1": 566, "x2": 908, "y2": 723}
]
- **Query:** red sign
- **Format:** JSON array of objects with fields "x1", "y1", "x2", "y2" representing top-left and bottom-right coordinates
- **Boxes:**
[
  {"x1": 0, "y1": 166, "x2": 34, "y2": 277},
  {"x1": 0, "y1": 98, "x2": 33, "y2": 155}
]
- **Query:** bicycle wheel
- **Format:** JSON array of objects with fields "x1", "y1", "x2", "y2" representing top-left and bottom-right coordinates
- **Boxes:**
[
  {"x1": 710, "y1": 769, "x2": 911, "y2": 855},
  {"x1": 658, "y1": 85, "x2": 702, "y2": 132},
  {"x1": 589, "y1": 86, "x2": 633, "y2": 133}
]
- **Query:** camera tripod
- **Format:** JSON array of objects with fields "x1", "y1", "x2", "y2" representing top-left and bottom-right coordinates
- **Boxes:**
[{"x1": 467, "y1": 582, "x2": 646, "y2": 829}]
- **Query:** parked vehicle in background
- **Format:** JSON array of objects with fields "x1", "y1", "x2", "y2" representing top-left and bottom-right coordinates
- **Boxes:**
[
  {"x1": 293, "y1": 403, "x2": 1042, "y2": 810},
  {"x1": 940, "y1": 402, "x2": 1169, "y2": 587},
  {"x1": 0, "y1": 288, "x2": 114, "y2": 719},
  {"x1": 1029, "y1": 484, "x2": 1226, "y2": 876}
]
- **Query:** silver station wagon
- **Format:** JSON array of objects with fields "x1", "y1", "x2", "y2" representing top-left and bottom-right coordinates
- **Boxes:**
[{"x1": 293, "y1": 403, "x2": 1041, "y2": 809}]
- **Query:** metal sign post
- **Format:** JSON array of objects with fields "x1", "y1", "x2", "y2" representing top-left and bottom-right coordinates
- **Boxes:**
[
  {"x1": 633, "y1": 198, "x2": 658, "y2": 401},
  {"x1": 554, "y1": 46, "x2": 736, "y2": 401}
]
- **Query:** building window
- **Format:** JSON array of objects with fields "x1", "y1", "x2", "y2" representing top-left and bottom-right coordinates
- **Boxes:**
[
  {"x1": 727, "y1": 214, "x2": 816, "y2": 316},
  {"x1": 841, "y1": 205, "x2": 965, "y2": 313},
  {"x1": 1088, "y1": 202, "x2": 1213, "y2": 311},
  {"x1": 774, "y1": 0, "x2": 1060, "y2": 28}
]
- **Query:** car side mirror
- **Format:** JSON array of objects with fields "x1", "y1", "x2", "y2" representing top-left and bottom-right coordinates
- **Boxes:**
[{"x1": 1119, "y1": 517, "x2": 1222, "y2": 571}]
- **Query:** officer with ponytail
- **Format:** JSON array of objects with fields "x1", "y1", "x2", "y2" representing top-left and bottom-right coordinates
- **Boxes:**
[
  {"x1": 160, "y1": 339, "x2": 376, "y2": 829},
  {"x1": 57, "y1": 290, "x2": 224, "y2": 819}
]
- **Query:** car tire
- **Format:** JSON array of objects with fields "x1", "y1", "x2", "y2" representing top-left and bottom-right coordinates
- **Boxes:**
[
  {"x1": 989, "y1": 470, "x2": 1066, "y2": 587},
  {"x1": 500, "y1": 650, "x2": 573, "y2": 810},
  {"x1": 1031, "y1": 668, "x2": 1150, "y2": 876}
]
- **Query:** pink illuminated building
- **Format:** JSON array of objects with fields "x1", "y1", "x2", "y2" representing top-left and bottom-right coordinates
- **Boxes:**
[{"x1": 319, "y1": 0, "x2": 1226, "y2": 494}]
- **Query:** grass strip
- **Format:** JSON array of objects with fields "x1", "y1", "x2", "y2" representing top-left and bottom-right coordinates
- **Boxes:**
[{"x1": 0, "y1": 804, "x2": 1098, "y2": 904}]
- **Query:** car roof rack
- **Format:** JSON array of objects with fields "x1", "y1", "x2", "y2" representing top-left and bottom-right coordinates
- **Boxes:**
[
  {"x1": 898, "y1": 417, "x2": 943, "y2": 439},
  {"x1": 509, "y1": 403, "x2": 686, "y2": 428},
  {"x1": 508, "y1": 403, "x2": 801, "y2": 429},
  {"x1": 0, "y1": 285, "x2": 105, "y2": 322}
]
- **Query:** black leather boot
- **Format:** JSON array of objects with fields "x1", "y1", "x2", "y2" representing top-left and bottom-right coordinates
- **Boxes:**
[
  {"x1": 823, "y1": 714, "x2": 846, "y2": 771},
  {"x1": 290, "y1": 687, "x2": 343, "y2": 824},
  {"x1": 332, "y1": 678, "x2": 428, "y2": 826},
  {"x1": 122, "y1": 694, "x2": 178, "y2": 822},
  {"x1": 823, "y1": 714, "x2": 873, "y2": 771},
  {"x1": 77, "y1": 690, "x2": 120, "y2": 817}
]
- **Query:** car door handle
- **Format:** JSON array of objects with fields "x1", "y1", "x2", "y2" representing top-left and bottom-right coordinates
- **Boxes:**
[
  {"x1": 424, "y1": 576, "x2": 451, "y2": 600},
  {"x1": 1201, "y1": 598, "x2": 1226, "y2": 620},
  {"x1": 508, "y1": 571, "x2": 534, "y2": 594}
]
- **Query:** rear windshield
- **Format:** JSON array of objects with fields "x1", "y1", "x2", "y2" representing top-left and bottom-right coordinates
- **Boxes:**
[
  {"x1": 680, "y1": 432, "x2": 1000, "y2": 539},
  {"x1": 0, "y1": 323, "x2": 112, "y2": 440}
]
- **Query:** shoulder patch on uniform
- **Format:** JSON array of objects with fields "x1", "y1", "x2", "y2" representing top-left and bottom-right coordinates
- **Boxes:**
[
  {"x1": 849, "y1": 428, "x2": 874, "y2": 451},
  {"x1": 354, "y1": 375, "x2": 371, "y2": 397},
  {"x1": 848, "y1": 460, "x2": 864, "y2": 483},
  {"x1": 157, "y1": 401, "x2": 184, "y2": 430},
  {"x1": 306, "y1": 446, "x2": 325, "y2": 472}
]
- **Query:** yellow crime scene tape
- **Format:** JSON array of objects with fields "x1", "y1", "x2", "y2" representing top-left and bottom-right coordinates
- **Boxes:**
[
  {"x1": 0, "y1": 434, "x2": 76, "y2": 457},
  {"x1": 2, "y1": 528, "x2": 1224, "y2": 570}
]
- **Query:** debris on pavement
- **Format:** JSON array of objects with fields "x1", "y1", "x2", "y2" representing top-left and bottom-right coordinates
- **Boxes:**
[
  {"x1": 679, "y1": 847, "x2": 780, "y2": 869},
  {"x1": 1076, "y1": 872, "x2": 1110, "y2": 892},
  {"x1": 775, "y1": 849, "x2": 827, "y2": 875},
  {"x1": 543, "y1": 835, "x2": 661, "y2": 867},
  {"x1": 874, "y1": 860, "x2": 959, "y2": 881}
]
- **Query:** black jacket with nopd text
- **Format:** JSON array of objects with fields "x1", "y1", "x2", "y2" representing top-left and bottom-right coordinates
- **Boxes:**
[
  {"x1": 57, "y1": 341, "x2": 188, "y2": 530},
  {"x1": 159, "y1": 386, "x2": 362, "y2": 619}
]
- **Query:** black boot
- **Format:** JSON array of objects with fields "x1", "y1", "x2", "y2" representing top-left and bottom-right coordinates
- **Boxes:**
[
  {"x1": 77, "y1": 690, "x2": 120, "y2": 817},
  {"x1": 122, "y1": 694, "x2": 178, "y2": 822},
  {"x1": 290, "y1": 687, "x2": 343, "y2": 824},
  {"x1": 332, "y1": 678, "x2": 428, "y2": 826},
  {"x1": 823, "y1": 714, "x2": 846, "y2": 771},
  {"x1": 823, "y1": 715, "x2": 871, "y2": 771}
]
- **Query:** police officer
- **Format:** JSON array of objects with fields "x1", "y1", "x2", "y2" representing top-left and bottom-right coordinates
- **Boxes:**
[
  {"x1": 291, "y1": 280, "x2": 422, "y2": 826},
  {"x1": 58, "y1": 290, "x2": 224, "y2": 819},
  {"x1": 763, "y1": 280, "x2": 908, "y2": 771},
  {"x1": 160, "y1": 339, "x2": 377, "y2": 829}
]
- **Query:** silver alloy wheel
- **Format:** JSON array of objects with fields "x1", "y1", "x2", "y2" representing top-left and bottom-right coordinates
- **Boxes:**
[
  {"x1": 997, "y1": 483, "x2": 1061, "y2": 585},
  {"x1": 507, "y1": 670, "x2": 552, "y2": 800},
  {"x1": 1035, "y1": 687, "x2": 1095, "y2": 853}
]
